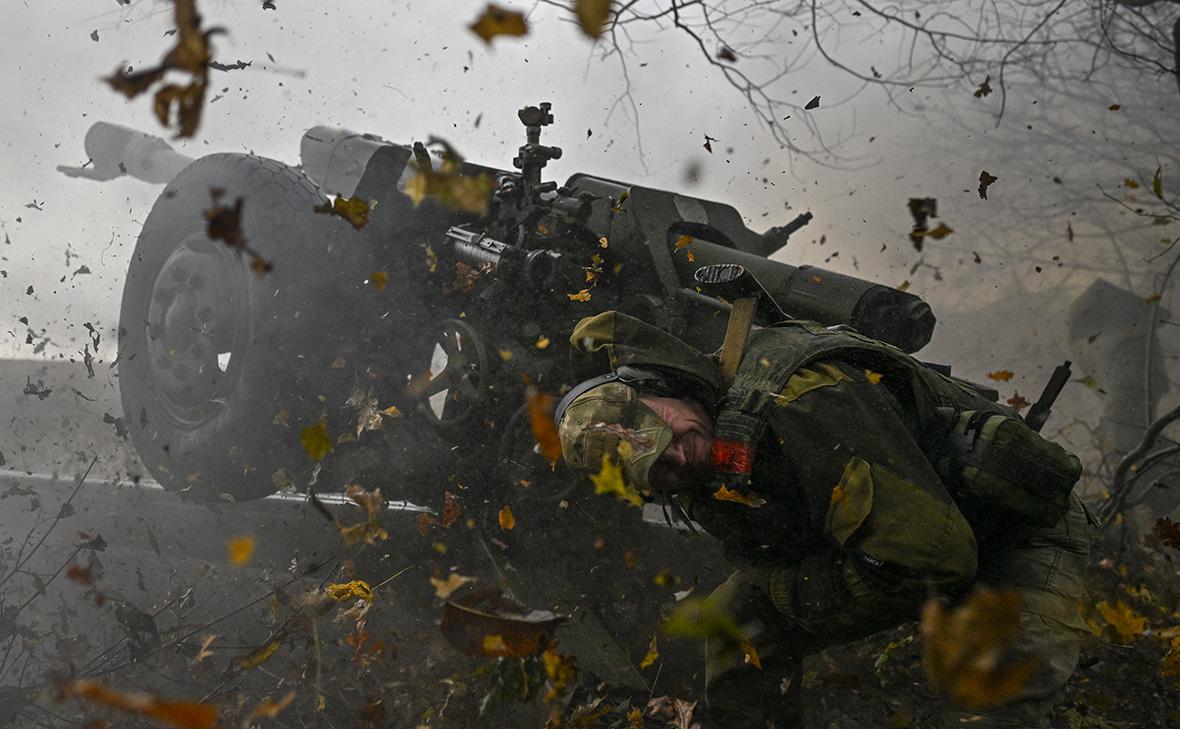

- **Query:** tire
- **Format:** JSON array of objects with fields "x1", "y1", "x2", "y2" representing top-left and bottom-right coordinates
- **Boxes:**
[{"x1": 119, "y1": 153, "x2": 367, "y2": 501}]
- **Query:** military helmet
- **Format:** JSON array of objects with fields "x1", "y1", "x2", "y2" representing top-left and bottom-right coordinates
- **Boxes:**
[{"x1": 555, "y1": 311, "x2": 723, "y2": 491}]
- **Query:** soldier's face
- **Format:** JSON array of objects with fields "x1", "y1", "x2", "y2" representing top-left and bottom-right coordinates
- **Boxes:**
[{"x1": 639, "y1": 394, "x2": 714, "y2": 492}]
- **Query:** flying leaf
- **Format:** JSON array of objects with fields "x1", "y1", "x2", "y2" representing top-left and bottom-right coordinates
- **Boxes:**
[
  {"x1": 327, "y1": 580, "x2": 374, "y2": 603},
  {"x1": 804, "y1": 96, "x2": 820, "y2": 110},
  {"x1": 191, "y1": 634, "x2": 216, "y2": 664},
  {"x1": 663, "y1": 594, "x2": 749, "y2": 663},
  {"x1": 313, "y1": 195, "x2": 370, "y2": 229},
  {"x1": 498, "y1": 505, "x2": 516, "y2": 531},
  {"x1": 300, "y1": 419, "x2": 332, "y2": 461},
  {"x1": 978, "y1": 170, "x2": 998, "y2": 200},
  {"x1": 526, "y1": 386, "x2": 562, "y2": 465},
  {"x1": 674, "y1": 234, "x2": 694, "y2": 250},
  {"x1": 371, "y1": 271, "x2": 388, "y2": 291},
  {"x1": 431, "y1": 573, "x2": 476, "y2": 599},
  {"x1": 1095, "y1": 600, "x2": 1147, "y2": 642},
  {"x1": 64, "y1": 680, "x2": 218, "y2": 729},
  {"x1": 973, "y1": 75, "x2": 992, "y2": 98},
  {"x1": 590, "y1": 454, "x2": 644, "y2": 507},
  {"x1": 1108, "y1": 103, "x2": 1121, "y2": 111},
  {"x1": 339, "y1": 485, "x2": 388, "y2": 545},
  {"x1": 1153, "y1": 517, "x2": 1180, "y2": 551},
  {"x1": 1161, "y1": 636, "x2": 1180, "y2": 685},
  {"x1": 1152, "y1": 165, "x2": 1164, "y2": 199},
  {"x1": 987, "y1": 370, "x2": 1014, "y2": 382},
  {"x1": 1124, "y1": 178, "x2": 1140, "y2": 189},
  {"x1": 104, "y1": 0, "x2": 221, "y2": 138},
  {"x1": 925, "y1": 222, "x2": 954, "y2": 240},
  {"x1": 225, "y1": 535, "x2": 255, "y2": 566},
  {"x1": 639, "y1": 635, "x2": 659, "y2": 669},
  {"x1": 469, "y1": 5, "x2": 528, "y2": 45},
  {"x1": 712, "y1": 485, "x2": 766, "y2": 508},
  {"x1": 403, "y1": 139, "x2": 497, "y2": 213},
  {"x1": 567, "y1": 288, "x2": 593, "y2": 302},
  {"x1": 574, "y1": 0, "x2": 613, "y2": 39},
  {"x1": 921, "y1": 588, "x2": 1035, "y2": 709},
  {"x1": 203, "y1": 191, "x2": 272, "y2": 275},
  {"x1": 441, "y1": 490, "x2": 463, "y2": 528},
  {"x1": 864, "y1": 369, "x2": 883, "y2": 385},
  {"x1": 244, "y1": 692, "x2": 296, "y2": 724},
  {"x1": 236, "y1": 639, "x2": 282, "y2": 670},
  {"x1": 1006, "y1": 392, "x2": 1030, "y2": 411}
]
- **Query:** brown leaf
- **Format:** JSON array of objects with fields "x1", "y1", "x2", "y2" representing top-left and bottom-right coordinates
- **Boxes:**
[
  {"x1": 1094, "y1": 600, "x2": 1147, "y2": 642},
  {"x1": 717, "y1": 46, "x2": 737, "y2": 62},
  {"x1": 235, "y1": 639, "x2": 282, "y2": 670},
  {"x1": 431, "y1": 572, "x2": 475, "y2": 599},
  {"x1": 244, "y1": 692, "x2": 296, "y2": 724},
  {"x1": 921, "y1": 588, "x2": 1035, "y2": 709},
  {"x1": 987, "y1": 370, "x2": 1014, "y2": 382},
  {"x1": 403, "y1": 139, "x2": 496, "y2": 213},
  {"x1": 1006, "y1": 392, "x2": 1030, "y2": 411},
  {"x1": 1108, "y1": 103, "x2": 1121, "y2": 111},
  {"x1": 63, "y1": 679, "x2": 218, "y2": 729},
  {"x1": 973, "y1": 75, "x2": 992, "y2": 98},
  {"x1": 978, "y1": 170, "x2": 998, "y2": 200},
  {"x1": 370, "y1": 271, "x2": 388, "y2": 291},
  {"x1": 441, "y1": 490, "x2": 463, "y2": 528},
  {"x1": 526, "y1": 387, "x2": 562, "y2": 465},
  {"x1": 567, "y1": 288, "x2": 593, "y2": 302},
  {"x1": 225, "y1": 535, "x2": 255, "y2": 566},
  {"x1": 469, "y1": 4, "x2": 529, "y2": 45},
  {"x1": 804, "y1": 96, "x2": 820, "y2": 110},
  {"x1": 711, "y1": 485, "x2": 766, "y2": 508},
  {"x1": 1153, "y1": 517, "x2": 1180, "y2": 551},
  {"x1": 203, "y1": 191, "x2": 272, "y2": 276},
  {"x1": 498, "y1": 505, "x2": 516, "y2": 531}
]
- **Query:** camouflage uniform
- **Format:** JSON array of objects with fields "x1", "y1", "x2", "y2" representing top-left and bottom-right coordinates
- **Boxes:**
[{"x1": 559, "y1": 312, "x2": 1096, "y2": 729}]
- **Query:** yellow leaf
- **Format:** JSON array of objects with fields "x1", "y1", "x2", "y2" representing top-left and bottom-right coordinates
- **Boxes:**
[
  {"x1": 380, "y1": 405, "x2": 402, "y2": 417},
  {"x1": 313, "y1": 195, "x2": 370, "y2": 229},
  {"x1": 712, "y1": 484, "x2": 766, "y2": 508},
  {"x1": 627, "y1": 707, "x2": 644, "y2": 729},
  {"x1": 192, "y1": 634, "x2": 216, "y2": 664},
  {"x1": 483, "y1": 634, "x2": 509, "y2": 653},
  {"x1": 864, "y1": 369, "x2": 883, "y2": 384},
  {"x1": 599, "y1": 236, "x2": 609, "y2": 248},
  {"x1": 921, "y1": 588, "x2": 1035, "y2": 709},
  {"x1": 987, "y1": 370, "x2": 1014, "y2": 382},
  {"x1": 535, "y1": 335, "x2": 550, "y2": 349},
  {"x1": 498, "y1": 505, "x2": 516, "y2": 531},
  {"x1": 225, "y1": 536, "x2": 255, "y2": 566},
  {"x1": 897, "y1": 279, "x2": 911, "y2": 292},
  {"x1": 64, "y1": 680, "x2": 218, "y2": 729},
  {"x1": 1124, "y1": 177, "x2": 1140, "y2": 189},
  {"x1": 686, "y1": 251, "x2": 695, "y2": 262},
  {"x1": 926, "y1": 222, "x2": 954, "y2": 240},
  {"x1": 567, "y1": 288, "x2": 593, "y2": 302},
  {"x1": 237, "y1": 639, "x2": 282, "y2": 670},
  {"x1": 674, "y1": 234, "x2": 694, "y2": 250},
  {"x1": 1096, "y1": 600, "x2": 1146, "y2": 642},
  {"x1": 654, "y1": 569, "x2": 679, "y2": 588},
  {"x1": 574, "y1": 0, "x2": 613, "y2": 39},
  {"x1": 1161, "y1": 636, "x2": 1180, "y2": 684},
  {"x1": 431, "y1": 572, "x2": 475, "y2": 599},
  {"x1": 326, "y1": 580, "x2": 374, "y2": 603},
  {"x1": 590, "y1": 453, "x2": 644, "y2": 507},
  {"x1": 371, "y1": 271, "x2": 388, "y2": 291},
  {"x1": 469, "y1": 4, "x2": 529, "y2": 45},
  {"x1": 639, "y1": 635, "x2": 659, "y2": 668},
  {"x1": 300, "y1": 419, "x2": 332, "y2": 461}
]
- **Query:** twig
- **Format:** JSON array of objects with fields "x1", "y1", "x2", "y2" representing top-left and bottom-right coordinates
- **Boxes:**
[{"x1": 1101, "y1": 400, "x2": 1180, "y2": 522}]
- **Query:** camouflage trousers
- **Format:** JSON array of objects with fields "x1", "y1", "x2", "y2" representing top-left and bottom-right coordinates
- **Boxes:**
[{"x1": 705, "y1": 496, "x2": 1097, "y2": 729}]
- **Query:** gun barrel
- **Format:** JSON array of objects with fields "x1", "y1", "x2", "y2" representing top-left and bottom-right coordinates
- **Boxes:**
[
  {"x1": 83, "y1": 123, "x2": 194, "y2": 184},
  {"x1": 673, "y1": 239, "x2": 936, "y2": 352}
]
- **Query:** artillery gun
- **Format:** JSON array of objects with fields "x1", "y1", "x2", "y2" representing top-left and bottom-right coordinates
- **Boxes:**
[{"x1": 66, "y1": 102, "x2": 936, "y2": 508}]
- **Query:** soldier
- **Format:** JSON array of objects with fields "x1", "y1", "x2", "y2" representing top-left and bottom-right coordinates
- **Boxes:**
[{"x1": 555, "y1": 311, "x2": 1096, "y2": 728}]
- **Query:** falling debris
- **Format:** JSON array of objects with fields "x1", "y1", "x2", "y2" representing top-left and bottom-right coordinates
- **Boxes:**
[
  {"x1": 978, "y1": 170, "x2": 998, "y2": 199},
  {"x1": 469, "y1": 4, "x2": 529, "y2": 45}
]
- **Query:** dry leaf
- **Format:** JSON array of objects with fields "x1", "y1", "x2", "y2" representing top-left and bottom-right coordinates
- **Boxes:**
[
  {"x1": 921, "y1": 588, "x2": 1035, "y2": 709},
  {"x1": 300, "y1": 419, "x2": 332, "y2": 461},
  {"x1": 864, "y1": 369, "x2": 883, "y2": 384},
  {"x1": 431, "y1": 573, "x2": 476, "y2": 599},
  {"x1": 526, "y1": 387, "x2": 562, "y2": 465},
  {"x1": 712, "y1": 484, "x2": 766, "y2": 508},
  {"x1": 498, "y1": 505, "x2": 516, "y2": 531},
  {"x1": 236, "y1": 639, "x2": 282, "y2": 670},
  {"x1": 973, "y1": 75, "x2": 992, "y2": 97},
  {"x1": 203, "y1": 191, "x2": 272, "y2": 275},
  {"x1": 327, "y1": 580, "x2": 374, "y2": 603},
  {"x1": 1095, "y1": 600, "x2": 1147, "y2": 642},
  {"x1": 314, "y1": 195, "x2": 370, "y2": 229},
  {"x1": 674, "y1": 234, "x2": 694, "y2": 250},
  {"x1": 804, "y1": 96, "x2": 820, "y2": 110},
  {"x1": 591, "y1": 454, "x2": 644, "y2": 507},
  {"x1": 1153, "y1": 517, "x2": 1180, "y2": 551},
  {"x1": 639, "y1": 634, "x2": 659, "y2": 668},
  {"x1": 370, "y1": 271, "x2": 388, "y2": 291},
  {"x1": 1006, "y1": 392, "x2": 1030, "y2": 411},
  {"x1": 987, "y1": 370, "x2": 1014, "y2": 382},
  {"x1": 1124, "y1": 178, "x2": 1140, "y2": 189},
  {"x1": 404, "y1": 138, "x2": 497, "y2": 213},
  {"x1": 567, "y1": 288, "x2": 593, "y2": 302},
  {"x1": 63, "y1": 680, "x2": 218, "y2": 729},
  {"x1": 469, "y1": 4, "x2": 529, "y2": 44},
  {"x1": 339, "y1": 485, "x2": 388, "y2": 545},
  {"x1": 225, "y1": 535, "x2": 255, "y2": 566},
  {"x1": 978, "y1": 170, "x2": 998, "y2": 200},
  {"x1": 441, "y1": 490, "x2": 463, "y2": 528},
  {"x1": 191, "y1": 634, "x2": 216, "y2": 664},
  {"x1": 574, "y1": 0, "x2": 613, "y2": 39},
  {"x1": 244, "y1": 692, "x2": 296, "y2": 724},
  {"x1": 104, "y1": 0, "x2": 221, "y2": 138}
]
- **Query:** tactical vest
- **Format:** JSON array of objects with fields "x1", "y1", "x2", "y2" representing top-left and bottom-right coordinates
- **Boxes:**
[{"x1": 711, "y1": 321, "x2": 1082, "y2": 529}]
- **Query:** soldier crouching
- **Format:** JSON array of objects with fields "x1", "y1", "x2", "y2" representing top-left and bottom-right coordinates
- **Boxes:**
[{"x1": 555, "y1": 311, "x2": 1097, "y2": 729}]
